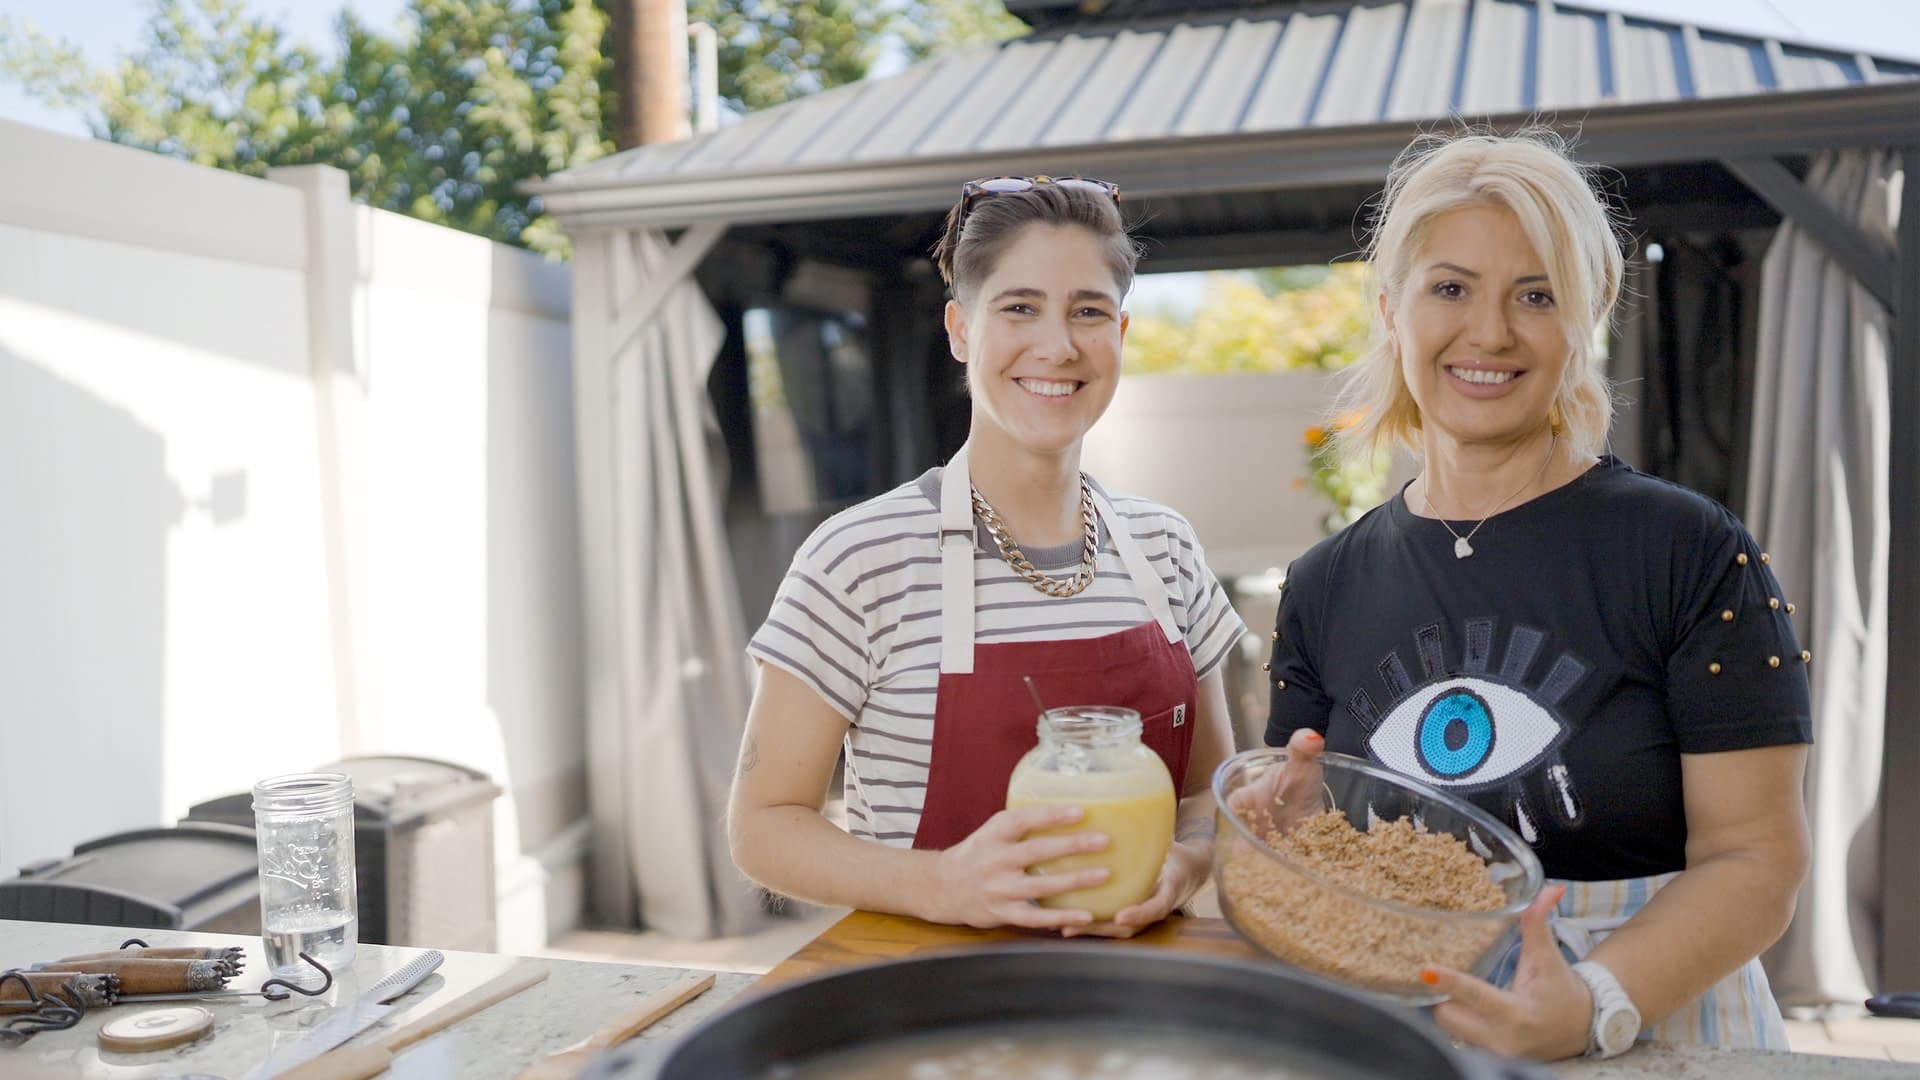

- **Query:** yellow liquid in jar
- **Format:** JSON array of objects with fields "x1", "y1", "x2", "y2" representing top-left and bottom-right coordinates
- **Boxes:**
[{"x1": 1005, "y1": 751, "x2": 1176, "y2": 920}]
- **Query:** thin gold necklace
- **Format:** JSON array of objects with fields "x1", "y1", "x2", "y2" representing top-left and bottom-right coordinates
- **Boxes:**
[
  {"x1": 1420, "y1": 432, "x2": 1556, "y2": 560},
  {"x1": 970, "y1": 481, "x2": 1099, "y2": 597}
]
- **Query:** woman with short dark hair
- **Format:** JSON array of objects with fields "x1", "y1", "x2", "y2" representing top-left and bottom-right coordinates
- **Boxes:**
[{"x1": 729, "y1": 176, "x2": 1245, "y2": 936}]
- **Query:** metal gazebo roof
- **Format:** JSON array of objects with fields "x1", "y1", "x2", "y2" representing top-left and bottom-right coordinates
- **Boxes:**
[{"x1": 528, "y1": 0, "x2": 1920, "y2": 227}]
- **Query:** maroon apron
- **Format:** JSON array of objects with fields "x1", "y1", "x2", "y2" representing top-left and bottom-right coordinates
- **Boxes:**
[{"x1": 910, "y1": 445, "x2": 1200, "y2": 851}]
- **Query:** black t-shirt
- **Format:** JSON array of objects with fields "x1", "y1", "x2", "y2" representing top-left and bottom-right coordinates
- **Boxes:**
[{"x1": 1264, "y1": 457, "x2": 1812, "y2": 881}]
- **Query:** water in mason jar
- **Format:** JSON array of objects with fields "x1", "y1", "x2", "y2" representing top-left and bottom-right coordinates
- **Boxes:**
[
  {"x1": 263, "y1": 909, "x2": 357, "y2": 976},
  {"x1": 254, "y1": 799, "x2": 359, "y2": 978}
]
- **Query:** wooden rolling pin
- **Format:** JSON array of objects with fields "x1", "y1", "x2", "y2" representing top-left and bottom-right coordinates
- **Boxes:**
[
  {"x1": 272, "y1": 964, "x2": 549, "y2": 1080},
  {"x1": 513, "y1": 972, "x2": 715, "y2": 1080}
]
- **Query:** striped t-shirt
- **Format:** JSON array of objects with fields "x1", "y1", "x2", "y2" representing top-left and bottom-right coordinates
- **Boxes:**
[{"x1": 747, "y1": 467, "x2": 1247, "y2": 846}]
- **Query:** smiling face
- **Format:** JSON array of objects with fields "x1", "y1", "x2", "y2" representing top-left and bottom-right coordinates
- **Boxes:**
[
  {"x1": 946, "y1": 223, "x2": 1130, "y2": 457},
  {"x1": 1384, "y1": 203, "x2": 1572, "y2": 449}
]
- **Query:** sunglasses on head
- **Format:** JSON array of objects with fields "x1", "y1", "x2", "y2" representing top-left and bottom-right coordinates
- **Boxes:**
[{"x1": 956, "y1": 175, "x2": 1121, "y2": 229}]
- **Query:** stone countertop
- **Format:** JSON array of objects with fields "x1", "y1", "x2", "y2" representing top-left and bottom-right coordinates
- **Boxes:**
[
  {"x1": 0, "y1": 919, "x2": 749, "y2": 1079},
  {"x1": 1554, "y1": 1043, "x2": 1915, "y2": 1079},
  {"x1": 2, "y1": 918, "x2": 1911, "y2": 1078}
]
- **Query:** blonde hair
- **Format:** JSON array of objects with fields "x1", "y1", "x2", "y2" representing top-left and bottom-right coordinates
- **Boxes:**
[{"x1": 1334, "y1": 126, "x2": 1627, "y2": 464}]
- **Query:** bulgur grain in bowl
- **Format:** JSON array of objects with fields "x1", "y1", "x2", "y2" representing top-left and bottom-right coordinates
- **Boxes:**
[{"x1": 1211, "y1": 748, "x2": 1544, "y2": 1006}]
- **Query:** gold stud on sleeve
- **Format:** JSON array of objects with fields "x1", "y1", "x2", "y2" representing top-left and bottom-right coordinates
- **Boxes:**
[
  {"x1": 1768, "y1": 656, "x2": 1781, "y2": 669},
  {"x1": 1760, "y1": 552, "x2": 1771, "y2": 564},
  {"x1": 1277, "y1": 679, "x2": 1287, "y2": 690},
  {"x1": 1709, "y1": 662, "x2": 1723, "y2": 675},
  {"x1": 1261, "y1": 662, "x2": 1271, "y2": 672},
  {"x1": 1768, "y1": 598, "x2": 1780, "y2": 610},
  {"x1": 1721, "y1": 609, "x2": 1735, "y2": 622},
  {"x1": 1736, "y1": 553, "x2": 1749, "y2": 566},
  {"x1": 1786, "y1": 602, "x2": 1796, "y2": 614},
  {"x1": 1801, "y1": 650, "x2": 1812, "y2": 663},
  {"x1": 1272, "y1": 630, "x2": 1280, "y2": 642}
]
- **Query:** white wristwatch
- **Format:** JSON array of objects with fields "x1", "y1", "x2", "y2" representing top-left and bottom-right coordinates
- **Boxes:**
[{"x1": 1570, "y1": 960, "x2": 1641, "y2": 1059}]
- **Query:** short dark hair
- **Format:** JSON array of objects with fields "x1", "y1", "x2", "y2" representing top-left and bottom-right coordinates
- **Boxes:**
[{"x1": 931, "y1": 182, "x2": 1140, "y2": 303}]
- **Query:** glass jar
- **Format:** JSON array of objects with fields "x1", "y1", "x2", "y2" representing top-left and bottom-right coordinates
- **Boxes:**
[
  {"x1": 252, "y1": 772, "x2": 359, "y2": 978},
  {"x1": 1003, "y1": 706, "x2": 1176, "y2": 920}
]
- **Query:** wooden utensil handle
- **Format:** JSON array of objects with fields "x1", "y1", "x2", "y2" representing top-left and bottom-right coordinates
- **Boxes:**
[
  {"x1": 32, "y1": 958, "x2": 230, "y2": 993},
  {"x1": 0, "y1": 972, "x2": 117, "y2": 1008},
  {"x1": 58, "y1": 947, "x2": 239, "y2": 963},
  {"x1": 274, "y1": 1044, "x2": 393, "y2": 1080},
  {"x1": 383, "y1": 964, "x2": 549, "y2": 1053},
  {"x1": 273, "y1": 965, "x2": 549, "y2": 1080},
  {"x1": 584, "y1": 973, "x2": 715, "y2": 1051}
]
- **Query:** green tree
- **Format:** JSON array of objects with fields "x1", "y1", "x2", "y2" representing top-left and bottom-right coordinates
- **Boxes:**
[
  {"x1": 0, "y1": 0, "x2": 611, "y2": 253},
  {"x1": 1124, "y1": 263, "x2": 1372, "y2": 375},
  {"x1": 688, "y1": 0, "x2": 1024, "y2": 114},
  {"x1": 0, "y1": 0, "x2": 343, "y2": 173},
  {"x1": 327, "y1": 0, "x2": 616, "y2": 254},
  {"x1": 1, "y1": 0, "x2": 1027, "y2": 254}
]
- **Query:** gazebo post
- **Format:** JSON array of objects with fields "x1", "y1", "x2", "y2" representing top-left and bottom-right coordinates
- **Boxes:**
[
  {"x1": 1883, "y1": 146, "x2": 1920, "y2": 991},
  {"x1": 566, "y1": 222, "x2": 728, "y2": 930}
]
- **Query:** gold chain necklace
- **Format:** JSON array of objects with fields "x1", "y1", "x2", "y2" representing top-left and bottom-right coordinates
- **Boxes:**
[
  {"x1": 970, "y1": 481, "x2": 1099, "y2": 597},
  {"x1": 1420, "y1": 432, "x2": 1556, "y2": 560}
]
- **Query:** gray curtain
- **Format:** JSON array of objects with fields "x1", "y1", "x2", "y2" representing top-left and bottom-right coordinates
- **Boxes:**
[
  {"x1": 1605, "y1": 253, "x2": 1650, "y2": 468},
  {"x1": 584, "y1": 227, "x2": 766, "y2": 939},
  {"x1": 1746, "y1": 150, "x2": 1898, "y2": 1006}
]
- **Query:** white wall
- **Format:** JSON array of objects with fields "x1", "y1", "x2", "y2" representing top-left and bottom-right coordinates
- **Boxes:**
[
  {"x1": 0, "y1": 120, "x2": 585, "y2": 948},
  {"x1": 1081, "y1": 371, "x2": 1417, "y2": 748},
  {"x1": 1082, "y1": 370, "x2": 1410, "y2": 580},
  {"x1": 0, "y1": 123, "x2": 340, "y2": 872},
  {"x1": 348, "y1": 208, "x2": 587, "y2": 952}
]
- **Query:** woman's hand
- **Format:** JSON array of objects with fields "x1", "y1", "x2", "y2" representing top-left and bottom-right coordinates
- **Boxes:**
[
  {"x1": 1062, "y1": 837, "x2": 1211, "y2": 939},
  {"x1": 1228, "y1": 728, "x2": 1327, "y2": 837},
  {"x1": 1425, "y1": 884, "x2": 1592, "y2": 1061},
  {"x1": 926, "y1": 804, "x2": 1111, "y2": 930}
]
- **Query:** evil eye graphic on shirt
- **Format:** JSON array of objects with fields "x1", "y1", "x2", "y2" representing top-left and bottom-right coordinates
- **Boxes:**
[{"x1": 1367, "y1": 676, "x2": 1567, "y2": 792}]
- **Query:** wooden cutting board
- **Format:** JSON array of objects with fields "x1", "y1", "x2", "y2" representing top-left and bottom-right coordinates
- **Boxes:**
[{"x1": 754, "y1": 910, "x2": 1265, "y2": 991}]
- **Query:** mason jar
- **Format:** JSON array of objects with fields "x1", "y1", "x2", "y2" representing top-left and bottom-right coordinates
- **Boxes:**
[
  {"x1": 252, "y1": 772, "x2": 358, "y2": 978},
  {"x1": 1003, "y1": 706, "x2": 1176, "y2": 920}
]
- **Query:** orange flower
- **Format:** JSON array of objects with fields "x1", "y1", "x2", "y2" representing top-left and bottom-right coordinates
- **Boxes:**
[
  {"x1": 1303, "y1": 425, "x2": 1327, "y2": 447},
  {"x1": 1332, "y1": 411, "x2": 1365, "y2": 430}
]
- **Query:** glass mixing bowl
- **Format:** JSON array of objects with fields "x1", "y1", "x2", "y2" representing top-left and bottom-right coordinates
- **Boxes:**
[{"x1": 1212, "y1": 748, "x2": 1544, "y2": 1005}]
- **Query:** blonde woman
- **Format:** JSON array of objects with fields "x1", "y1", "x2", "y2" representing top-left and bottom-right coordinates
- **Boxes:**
[{"x1": 1265, "y1": 130, "x2": 1811, "y2": 1060}]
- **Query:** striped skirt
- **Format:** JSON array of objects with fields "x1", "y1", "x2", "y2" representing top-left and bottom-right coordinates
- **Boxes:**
[{"x1": 1482, "y1": 871, "x2": 1790, "y2": 1050}]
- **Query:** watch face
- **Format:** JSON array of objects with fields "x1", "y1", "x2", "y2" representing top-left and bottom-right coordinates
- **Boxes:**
[{"x1": 1600, "y1": 1008, "x2": 1640, "y2": 1053}]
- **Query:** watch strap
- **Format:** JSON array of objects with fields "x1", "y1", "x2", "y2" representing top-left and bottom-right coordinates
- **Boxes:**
[{"x1": 1570, "y1": 959, "x2": 1639, "y2": 1058}]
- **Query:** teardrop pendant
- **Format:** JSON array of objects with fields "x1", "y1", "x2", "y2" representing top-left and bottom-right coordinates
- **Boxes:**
[{"x1": 1454, "y1": 536, "x2": 1474, "y2": 559}]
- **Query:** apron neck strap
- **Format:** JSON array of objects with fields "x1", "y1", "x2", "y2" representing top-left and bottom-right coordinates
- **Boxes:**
[
  {"x1": 939, "y1": 445, "x2": 978, "y2": 674},
  {"x1": 939, "y1": 445, "x2": 1182, "y2": 675},
  {"x1": 1088, "y1": 486, "x2": 1182, "y2": 646}
]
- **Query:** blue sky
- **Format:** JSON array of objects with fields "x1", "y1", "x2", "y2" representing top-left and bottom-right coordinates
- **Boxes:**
[{"x1": 4, "y1": 0, "x2": 1919, "y2": 139}]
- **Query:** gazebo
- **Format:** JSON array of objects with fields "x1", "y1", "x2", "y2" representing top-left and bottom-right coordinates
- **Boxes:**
[{"x1": 527, "y1": 0, "x2": 1919, "y2": 1000}]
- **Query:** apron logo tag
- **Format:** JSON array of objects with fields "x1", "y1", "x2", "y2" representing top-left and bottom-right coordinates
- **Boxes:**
[{"x1": 1172, "y1": 704, "x2": 1186, "y2": 728}]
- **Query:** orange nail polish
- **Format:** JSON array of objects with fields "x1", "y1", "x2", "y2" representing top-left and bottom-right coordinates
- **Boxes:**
[{"x1": 1420, "y1": 969, "x2": 1441, "y2": 986}]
